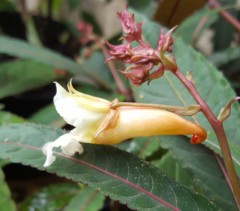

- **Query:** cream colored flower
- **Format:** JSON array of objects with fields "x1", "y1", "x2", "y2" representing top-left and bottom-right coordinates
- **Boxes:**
[
  {"x1": 43, "y1": 81, "x2": 111, "y2": 167},
  {"x1": 43, "y1": 81, "x2": 207, "y2": 167}
]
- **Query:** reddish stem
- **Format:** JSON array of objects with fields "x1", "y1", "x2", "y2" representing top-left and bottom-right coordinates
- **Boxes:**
[
  {"x1": 214, "y1": 153, "x2": 240, "y2": 210},
  {"x1": 173, "y1": 69, "x2": 240, "y2": 207},
  {"x1": 101, "y1": 45, "x2": 132, "y2": 99},
  {"x1": 208, "y1": 0, "x2": 240, "y2": 32}
]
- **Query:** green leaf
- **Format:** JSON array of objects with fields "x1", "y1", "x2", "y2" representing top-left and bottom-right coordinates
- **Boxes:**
[
  {"x1": 133, "y1": 10, "x2": 240, "y2": 175},
  {"x1": 29, "y1": 104, "x2": 62, "y2": 126},
  {"x1": 19, "y1": 183, "x2": 79, "y2": 211},
  {"x1": 153, "y1": 152, "x2": 193, "y2": 186},
  {"x1": 208, "y1": 46, "x2": 240, "y2": 67},
  {"x1": 0, "y1": 36, "x2": 114, "y2": 88},
  {"x1": 0, "y1": 111, "x2": 25, "y2": 126},
  {"x1": 80, "y1": 51, "x2": 114, "y2": 90},
  {"x1": 212, "y1": 0, "x2": 237, "y2": 50},
  {"x1": 159, "y1": 136, "x2": 237, "y2": 211},
  {"x1": 129, "y1": 0, "x2": 159, "y2": 18},
  {"x1": 0, "y1": 168, "x2": 16, "y2": 211},
  {"x1": 0, "y1": 0, "x2": 15, "y2": 11},
  {"x1": 0, "y1": 36, "x2": 86, "y2": 77},
  {"x1": 0, "y1": 60, "x2": 58, "y2": 99},
  {"x1": 175, "y1": 6, "x2": 218, "y2": 44},
  {"x1": 118, "y1": 137, "x2": 161, "y2": 159},
  {"x1": 64, "y1": 186, "x2": 105, "y2": 211},
  {"x1": 0, "y1": 124, "x2": 219, "y2": 211},
  {"x1": 0, "y1": 111, "x2": 25, "y2": 166}
]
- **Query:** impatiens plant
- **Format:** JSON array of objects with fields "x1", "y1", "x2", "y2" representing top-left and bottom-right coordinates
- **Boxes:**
[{"x1": 1, "y1": 2, "x2": 240, "y2": 211}]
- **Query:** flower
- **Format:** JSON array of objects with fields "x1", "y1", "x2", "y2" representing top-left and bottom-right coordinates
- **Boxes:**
[{"x1": 43, "y1": 81, "x2": 207, "y2": 167}]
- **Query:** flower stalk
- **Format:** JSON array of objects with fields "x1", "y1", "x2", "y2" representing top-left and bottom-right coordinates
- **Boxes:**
[{"x1": 174, "y1": 69, "x2": 240, "y2": 207}]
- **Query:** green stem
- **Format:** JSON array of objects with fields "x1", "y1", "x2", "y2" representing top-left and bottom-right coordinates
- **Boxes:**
[{"x1": 174, "y1": 68, "x2": 240, "y2": 208}]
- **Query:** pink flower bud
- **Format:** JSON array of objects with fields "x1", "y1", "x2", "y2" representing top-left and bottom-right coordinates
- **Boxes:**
[
  {"x1": 157, "y1": 27, "x2": 176, "y2": 52},
  {"x1": 117, "y1": 8, "x2": 142, "y2": 42},
  {"x1": 105, "y1": 42, "x2": 132, "y2": 63},
  {"x1": 130, "y1": 45, "x2": 160, "y2": 63}
]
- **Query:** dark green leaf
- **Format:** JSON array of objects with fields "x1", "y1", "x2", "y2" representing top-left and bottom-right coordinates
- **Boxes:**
[
  {"x1": 159, "y1": 136, "x2": 237, "y2": 211},
  {"x1": 68, "y1": 0, "x2": 82, "y2": 10},
  {"x1": 118, "y1": 137, "x2": 161, "y2": 159},
  {"x1": 208, "y1": 46, "x2": 240, "y2": 67},
  {"x1": 80, "y1": 51, "x2": 114, "y2": 90},
  {"x1": 129, "y1": 0, "x2": 159, "y2": 18},
  {"x1": 64, "y1": 186, "x2": 105, "y2": 211},
  {"x1": 0, "y1": 60, "x2": 58, "y2": 99},
  {"x1": 0, "y1": 111, "x2": 25, "y2": 126},
  {"x1": 0, "y1": 168, "x2": 16, "y2": 211},
  {"x1": 0, "y1": 124, "x2": 219, "y2": 211},
  {"x1": 29, "y1": 104, "x2": 62, "y2": 126},
  {"x1": 175, "y1": 6, "x2": 217, "y2": 44},
  {"x1": 19, "y1": 183, "x2": 79, "y2": 211},
  {"x1": 0, "y1": 36, "x2": 87, "y2": 77},
  {"x1": 0, "y1": 36, "x2": 115, "y2": 88},
  {"x1": 0, "y1": 111, "x2": 25, "y2": 166},
  {"x1": 0, "y1": 0, "x2": 15, "y2": 11},
  {"x1": 212, "y1": 0, "x2": 237, "y2": 50},
  {"x1": 153, "y1": 152, "x2": 192, "y2": 186}
]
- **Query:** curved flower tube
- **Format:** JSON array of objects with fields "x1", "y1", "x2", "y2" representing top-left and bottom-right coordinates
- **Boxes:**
[
  {"x1": 42, "y1": 81, "x2": 207, "y2": 167},
  {"x1": 94, "y1": 107, "x2": 207, "y2": 145}
]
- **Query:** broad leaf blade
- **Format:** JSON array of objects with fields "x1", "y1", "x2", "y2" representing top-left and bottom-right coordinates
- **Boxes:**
[
  {"x1": 133, "y1": 10, "x2": 240, "y2": 175},
  {"x1": 29, "y1": 104, "x2": 62, "y2": 126},
  {"x1": 208, "y1": 46, "x2": 240, "y2": 67},
  {"x1": 0, "y1": 60, "x2": 58, "y2": 99},
  {"x1": 159, "y1": 136, "x2": 237, "y2": 211},
  {"x1": 175, "y1": 6, "x2": 218, "y2": 44},
  {"x1": 0, "y1": 36, "x2": 87, "y2": 77},
  {"x1": 19, "y1": 183, "x2": 79, "y2": 211},
  {"x1": 0, "y1": 124, "x2": 219, "y2": 211},
  {"x1": 118, "y1": 137, "x2": 161, "y2": 159},
  {"x1": 64, "y1": 187, "x2": 105, "y2": 211},
  {"x1": 0, "y1": 168, "x2": 16, "y2": 211},
  {"x1": 0, "y1": 111, "x2": 24, "y2": 125},
  {"x1": 80, "y1": 51, "x2": 115, "y2": 89},
  {"x1": 0, "y1": 36, "x2": 114, "y2": 88}
]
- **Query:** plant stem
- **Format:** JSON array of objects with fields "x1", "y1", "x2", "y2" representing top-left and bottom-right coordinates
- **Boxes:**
[
  {"x1": 174, "y1": 69, "x2": 240, "y2": 208},
  {"x1": 101, "y1": 45, "x2": 131, "y2": 98},
  {"x1": 214, "y1": 152, "x2": 240, "y2": 210},
  {"x1": 208, "y1": 0, "x2": 240, "y2": 32}
]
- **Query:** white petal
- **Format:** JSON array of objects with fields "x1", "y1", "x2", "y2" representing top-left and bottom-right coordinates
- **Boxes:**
[
  {"x1": 42, "y1": 142, "x2": 56, "y2": 167},
  {"x1": 42, "y1": 132, "x2": 84, "y2": 167},
  {"x1": 53, "y1": 82, "x2": 106, "y2": 129}
]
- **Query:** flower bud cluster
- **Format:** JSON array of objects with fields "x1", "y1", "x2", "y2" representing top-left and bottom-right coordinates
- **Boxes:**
[{"x1": 106, "y1": 8, "x2": 177, "y2": 86}]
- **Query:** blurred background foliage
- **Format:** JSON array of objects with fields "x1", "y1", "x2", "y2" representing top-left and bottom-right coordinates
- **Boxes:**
[{"x1": 0, "y1": 0, "x2": 240, "y2": 210}]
